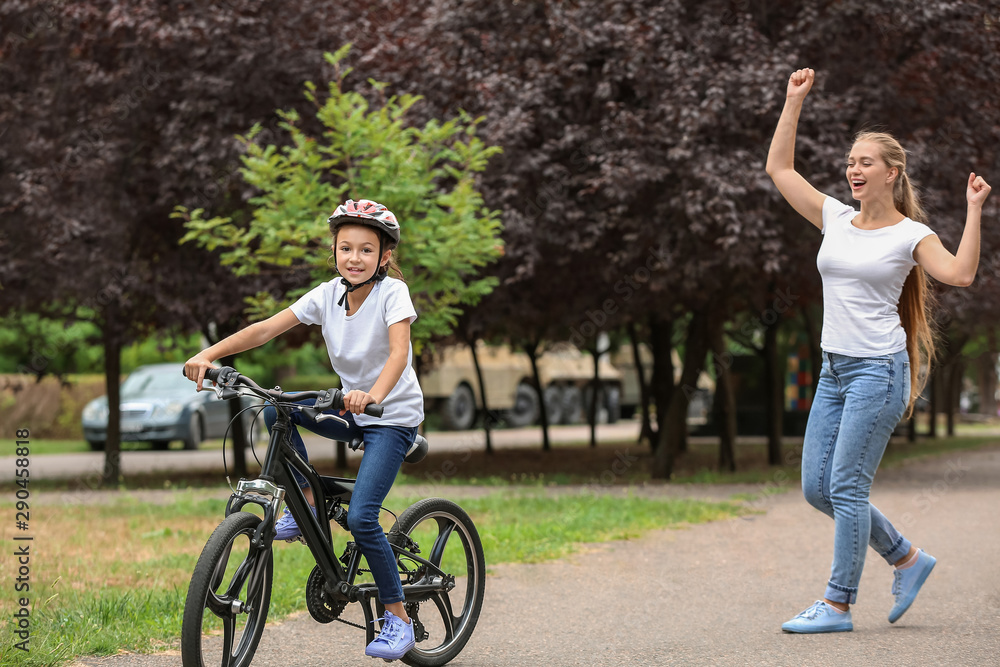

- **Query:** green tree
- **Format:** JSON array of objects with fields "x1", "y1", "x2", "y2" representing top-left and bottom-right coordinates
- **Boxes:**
[{"x1": 176, "y1": 46, "x2": 504, "y2": 351}]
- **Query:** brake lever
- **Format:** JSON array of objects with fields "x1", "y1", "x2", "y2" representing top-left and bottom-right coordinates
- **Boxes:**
[
  {"x1": 300, "y1": 405, "x2": 350, "y2": 428},
  {"x1": 315, "y1": 413, "x2": 350, "y2": 427}
]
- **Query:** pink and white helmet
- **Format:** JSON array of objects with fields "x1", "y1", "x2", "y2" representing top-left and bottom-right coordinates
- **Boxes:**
[{"x1": 328, "y1": 199, "x2": 400, "y2": 246}]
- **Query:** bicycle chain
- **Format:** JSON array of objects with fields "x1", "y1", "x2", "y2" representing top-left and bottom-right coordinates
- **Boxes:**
[{"x1": 335, "y1": 616, "x2": 367, "y2": 631}]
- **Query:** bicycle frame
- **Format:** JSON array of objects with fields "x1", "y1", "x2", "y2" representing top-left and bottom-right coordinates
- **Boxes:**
[{"x1": 210, "y1": 371, "x2": 456, "y2": 645}]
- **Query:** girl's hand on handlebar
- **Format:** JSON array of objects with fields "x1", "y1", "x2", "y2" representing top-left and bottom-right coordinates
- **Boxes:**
[
  {"x1": 341, "y1": 389, "x2": 376, "y2": 416},
  {"x1": 183, "y1": 355, "x2": 218, "y2": 392}
]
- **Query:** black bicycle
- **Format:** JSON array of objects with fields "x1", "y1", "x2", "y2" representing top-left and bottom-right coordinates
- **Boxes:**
[{"x1": 180, "y1": 366, "x2": 485, "y2": 667}]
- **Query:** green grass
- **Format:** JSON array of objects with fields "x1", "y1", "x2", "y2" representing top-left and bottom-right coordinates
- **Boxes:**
[{"x1": 0, "y1": 488, "x2": 743, "y2": 666}]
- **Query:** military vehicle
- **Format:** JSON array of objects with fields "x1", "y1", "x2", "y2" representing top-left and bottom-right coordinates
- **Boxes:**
[{"x1": 421, "y1": 342, "x2": 627, "y2": 430}]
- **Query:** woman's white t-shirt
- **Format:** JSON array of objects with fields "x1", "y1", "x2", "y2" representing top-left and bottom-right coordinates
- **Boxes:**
[
  {"x1": 817, "y1": 197, "x2": 936, "y2": 357},
  {"x1": 289, "y1": 277, "x2": 424, "y2": 428}
]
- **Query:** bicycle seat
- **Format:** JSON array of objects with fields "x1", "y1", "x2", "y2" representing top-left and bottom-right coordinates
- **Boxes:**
[
  {"x1": 404, "y1": 435, "x2": 428, "y2": 464},
  {"x1": 348, "y1": 434, "x2": 428, "y2": 464}
]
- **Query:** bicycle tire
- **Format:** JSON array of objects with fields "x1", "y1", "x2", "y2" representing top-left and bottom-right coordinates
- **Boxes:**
[
  {"x1": 390, "y1": 498, "x2": 486, "y2": 667},
  {"x1": 181, "y1": 512, "x2": 273, "y2": 667}
]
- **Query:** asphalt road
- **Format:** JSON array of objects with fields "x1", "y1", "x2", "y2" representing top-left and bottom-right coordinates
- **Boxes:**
[{"x1": 68, "y1": 444, "x2": 1000, "y2": 667}]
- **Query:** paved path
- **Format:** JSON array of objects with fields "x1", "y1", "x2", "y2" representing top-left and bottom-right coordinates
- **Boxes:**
[
  {"x1": 69, "y1": 445, "x2": 1000, "y2": 666},
  {"x1": 4, "y1": 422, "x2": 651, "y2": 482}
]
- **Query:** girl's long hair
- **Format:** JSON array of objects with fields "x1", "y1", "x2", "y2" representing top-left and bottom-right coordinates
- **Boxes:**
[{"x1": 854, "y1": 131, "x2": 936, "y2": 417}]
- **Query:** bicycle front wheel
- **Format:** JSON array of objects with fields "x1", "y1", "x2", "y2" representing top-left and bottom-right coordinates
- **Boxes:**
[
  {"x1": 181, "y1": 511, "x2": 273, "y2": 667},
  {"x1": 391, "y1": 498, "x2": 486, "y2": 667}
]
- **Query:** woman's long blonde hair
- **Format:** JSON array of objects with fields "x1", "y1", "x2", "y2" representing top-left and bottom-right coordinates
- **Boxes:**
[{"x1": 854, "y1": 131, "x2": 936, "y2": 417}]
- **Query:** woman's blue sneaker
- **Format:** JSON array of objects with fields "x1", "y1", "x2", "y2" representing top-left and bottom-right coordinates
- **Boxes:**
[
  {"x1": 782, "y1": 600, "x2": 853, "y2": 633},
  {"x1": 273, "y1": 505, "x2": 316, "y2": 541},
  {"x1": 365, "y1": 610, "x2": 415, "y2": 660},
  {"x1": 889, "y1": 550, "x2": 936, "y2": 623}
]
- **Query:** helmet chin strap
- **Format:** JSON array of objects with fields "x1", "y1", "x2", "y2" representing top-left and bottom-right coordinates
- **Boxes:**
[{"x1": 337, "y1": 271, "x2": 386, "y2": 311}]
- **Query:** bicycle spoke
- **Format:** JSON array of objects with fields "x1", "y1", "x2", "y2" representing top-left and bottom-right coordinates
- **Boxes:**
[
  {"x1": 210, "y1": 543, "x2": 234, "y2": 592},
  {"x1": 430, "y1": 591, "x2": 457, "y2": 641},
  {"x1": 224, "y1": 556, "x2": 254, "y2": 600},
  {"x1": 220, "y1": 615, "x2": 236, "y2": 667},
  {"x1": 428, "y1": 518, "x2": 455, "y2": 566}
]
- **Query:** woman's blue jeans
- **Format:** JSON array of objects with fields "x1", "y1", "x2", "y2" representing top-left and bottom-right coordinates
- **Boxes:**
[
  {"x1": 801, "y1": 350, "x2": 913, "y2": 605},
  {"x1": 263, "y1": 401, "x2": 416, "y2": 604}
]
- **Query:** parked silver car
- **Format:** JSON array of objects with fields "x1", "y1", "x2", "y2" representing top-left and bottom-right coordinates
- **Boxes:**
[{"x1": 81, "y1": 363, "x2": 263, "y2": 451}]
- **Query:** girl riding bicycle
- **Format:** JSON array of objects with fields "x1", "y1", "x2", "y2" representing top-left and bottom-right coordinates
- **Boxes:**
[
  {"x1": 766, "y1": 68, "x2": 990, "y2": 633},
  {"x1": 184, "y1": 198, "x2": 423, "y2": 660}
]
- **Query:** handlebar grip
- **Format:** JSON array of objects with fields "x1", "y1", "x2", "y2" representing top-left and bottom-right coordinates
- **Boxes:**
[
  {"x1": 204, "y1": 367, "x2": 223, "y2": 383},
  {"x1": 364, "y1": 403, "x2": 384, "y2": 418}
]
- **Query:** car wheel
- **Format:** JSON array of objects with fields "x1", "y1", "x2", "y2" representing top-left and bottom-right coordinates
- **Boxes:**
[
  {"x1": 87, "y1": 440, "x2": 105, "y2": 451},
  {"x1": 543, "y1": 385, "x2": 564, "y2": 425},
  {"x1": 183, "y1": 412, "x2": 203, "y2": 450},
  {"x1": 506, "y1": 382, "x2": 541, "y2": 428},
  {"x1": 560, "y1": 385, "x2": 583, "y2": 424},
  {"x1": 441, "y1": 383, "x2": 477, "y2": 431},
  {"x1": 605, "y1": 384, "x2": 622, "y2": 424},
  {"x1": 582, "y1": 385, "x2": 608, "y2": 424}
]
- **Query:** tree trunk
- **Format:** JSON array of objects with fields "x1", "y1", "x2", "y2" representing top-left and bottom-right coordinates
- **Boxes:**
[
  {"x1": 927, "y1": 367, "x2": 938, "y2": 438},
  {"x1": 588, "y1": 344, "x2": 599, "y2": 448},
  {"x1": 947, "y1": 359, "x2": 965, "y2": 437},
  {"x1": 628, "y1": 323, "x2": 655, "y2": 447},
  {"x1": 801, "y1": 305, "x2": 821, "y2": 399},
  {"x1": 523, "y1": 338, "x2": 551, "y2": 452},
  {"x1": 102, "y1": 309, "x2": 122, "y2": 487},
  {"x1": 978, "y1": 330, "x2": 997, "y2": 417},
  {"x1": 220, "y1": 352, "x2": 249, "y2": 479},
  {"x1": 648, "y1": 313, "x2": 674, "y2": 456},
  {"x1": 763, "y1": 316, "x2": 783, "y2": 465},
  {"x1": 710, "y1": 317, "x2": 736, "y2": 473},
  {"x1": 467, "y1": 337, "x2": 492, "y2": 454},
  {"x1": 653, "y1": 312, "x2": 708, "y2": 480}
]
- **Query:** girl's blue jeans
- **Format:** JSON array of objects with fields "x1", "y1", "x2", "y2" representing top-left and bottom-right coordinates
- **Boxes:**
[
  {"x1": 801, "y1": 350, "x2": 913, "y2": 605},
  {"x1": 263, "y1": 400, "x2": 415, "y2": 605}
]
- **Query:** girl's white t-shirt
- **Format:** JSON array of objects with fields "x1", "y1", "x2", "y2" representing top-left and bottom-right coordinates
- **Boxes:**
[
  {"x1": 289, "y1": 277, "x2": 424, "y2": 428},
  {"x1": 817, "y1": 197, "x2": 936, "y2": 357}
]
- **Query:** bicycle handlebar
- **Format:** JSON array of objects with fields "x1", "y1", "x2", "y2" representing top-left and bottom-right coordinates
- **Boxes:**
[{"x1": 198, "y1": 366, "x2": 384, "y2": 418}]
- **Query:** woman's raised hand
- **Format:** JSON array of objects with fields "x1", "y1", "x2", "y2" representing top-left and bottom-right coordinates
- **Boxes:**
[
  {"x1": 968, "y1": 172, "x2": 992, "y2": 207},
  {"x1": 787, "y1": 68, "x2": 815, "y2": 101}
]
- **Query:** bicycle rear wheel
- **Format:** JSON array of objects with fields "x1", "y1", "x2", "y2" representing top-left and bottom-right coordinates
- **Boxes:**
[
  {"x1": 390, "y1": 498, "x2": 486, "y2": 667},
  {"x1": 182, "y1": 512, "x2": 273, "y2": 667}
]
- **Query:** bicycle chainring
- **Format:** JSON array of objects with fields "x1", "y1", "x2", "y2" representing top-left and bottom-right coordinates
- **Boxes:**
[{"x1": 306, "y1": 565, "x2": 347, "y2": 623}]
